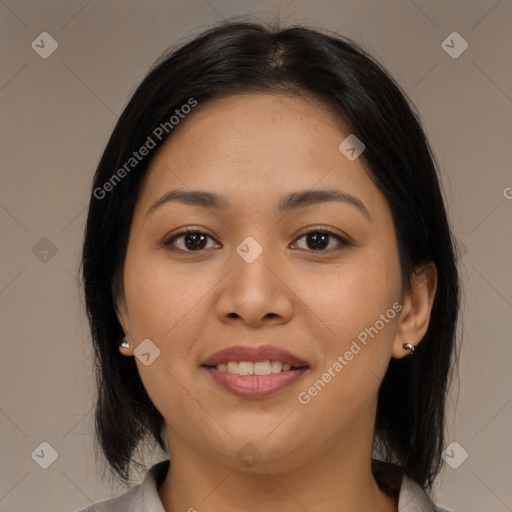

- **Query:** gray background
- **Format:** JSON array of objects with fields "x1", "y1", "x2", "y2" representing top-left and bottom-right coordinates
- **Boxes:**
[{"x1": 1, "y1": 1, "x2": 511, "y2": 511}]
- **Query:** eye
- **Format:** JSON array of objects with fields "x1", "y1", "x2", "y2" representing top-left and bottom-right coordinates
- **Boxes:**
[
  {"x1": 163, "y1": 226, "x2": 351, "y2": 253},
  {"x1": 163, "y1": 228, "x2": 221, "y2": 252},
  {"x1": 292, "y1": 228, "x2": 351, "y2": 252}
]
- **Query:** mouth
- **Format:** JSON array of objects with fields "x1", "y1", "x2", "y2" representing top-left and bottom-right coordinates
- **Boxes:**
[{"x1": 201, "y1": 345, "x2": 310, "y2": 398}]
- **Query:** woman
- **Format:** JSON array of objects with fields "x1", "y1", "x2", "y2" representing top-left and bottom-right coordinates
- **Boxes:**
[{"x1": 78, "y1": 19, "x2": 459, "y2": 512}]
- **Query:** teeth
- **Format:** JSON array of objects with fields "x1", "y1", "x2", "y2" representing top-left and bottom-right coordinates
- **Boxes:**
[
  {"x1": 271, "y1": 361, "x2": 291, "y2": 372},
  {"x1": 238, "y1": 362, "x2": 254, "y2": 375},
  {"x1": 227, "y1": 361, "x2": 238, "y2": 374},
  {"x1": 215, "y1": 360, "x2": 294, "y2": 375},
  {"x1": 270, "y1": 360, "x2": 282, "y2": 373},
  {"x1": 254, "y1": 361, "x2": 271, "y2": 375}
]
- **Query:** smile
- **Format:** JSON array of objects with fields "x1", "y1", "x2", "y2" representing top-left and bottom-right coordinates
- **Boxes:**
[
  {"x1": 201, "y1": 344, "x2": 310, "y2": 397},
  {"x1": 203, "y1": 366, "x2": 308, "y2": 398}
]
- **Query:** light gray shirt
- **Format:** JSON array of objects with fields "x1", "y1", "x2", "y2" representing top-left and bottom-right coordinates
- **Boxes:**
[{"x1": 74, "y1": 459, "x2": 450, "y2": 512}]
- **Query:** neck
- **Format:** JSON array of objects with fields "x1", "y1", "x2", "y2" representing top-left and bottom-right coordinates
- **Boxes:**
[{"x1": 158, "y1": 424, "x2": 397, "y2": 512}]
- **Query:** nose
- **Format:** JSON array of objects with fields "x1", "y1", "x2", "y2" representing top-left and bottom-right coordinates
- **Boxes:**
[{"x1": 215, "y1": 243, "x2": 294, "y2": 328}]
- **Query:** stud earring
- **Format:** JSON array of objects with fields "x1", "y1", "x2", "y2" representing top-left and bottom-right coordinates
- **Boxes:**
[
  {"x1": 402, "y1": 343, "x2": 415, "y2": 355},
  {"x1": 120, "y1": 336, "x2": 130, "y2": 349}
]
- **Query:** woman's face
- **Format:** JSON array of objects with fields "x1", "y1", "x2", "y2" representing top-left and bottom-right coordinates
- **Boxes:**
[{"x1": 115, "y1": 92, "x2": 417, "y2": 472}]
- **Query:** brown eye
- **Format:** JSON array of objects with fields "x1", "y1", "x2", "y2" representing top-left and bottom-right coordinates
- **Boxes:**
[
  {"x1": 164, "y1": 229, "x2": 220, "y2": 252},
  {"x1": 293, "y1": 230, "x2": 349, "y2": 252}
]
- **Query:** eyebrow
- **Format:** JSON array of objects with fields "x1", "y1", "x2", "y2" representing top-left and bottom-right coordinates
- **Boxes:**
[{"x1": 146, "y1": 188, "x2": 370, "y2": 220}]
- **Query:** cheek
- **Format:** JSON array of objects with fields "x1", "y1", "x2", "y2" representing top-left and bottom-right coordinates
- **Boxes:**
[
  {"x1": 294, "y1": 250, "x2": 402, "y2": 417},
  {"x1": 123, "y1": 251, "x2": 216, "y2": 343},
  {"x1": 296, "y1": 265, "x2": 400, "y2": 429},
  {"x1": 299, "y1": 251, "x2": 401, "y2": 344},
  {"x1": 122, "y1": 253, "x2": 214, "y2": 424}
]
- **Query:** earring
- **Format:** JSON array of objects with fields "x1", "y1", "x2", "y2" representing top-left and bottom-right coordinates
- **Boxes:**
[
  {"x1": 120, "y1": 336, "x2": 130, "y2": 349},
  {"x1": 403, "y1": 343, "x2": 415, "y2": 355}
]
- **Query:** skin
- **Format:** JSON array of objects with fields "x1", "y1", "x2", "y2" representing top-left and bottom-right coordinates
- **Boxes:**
[{"x1": 114, "y1": 92, "x2": 437, "y2": 512}]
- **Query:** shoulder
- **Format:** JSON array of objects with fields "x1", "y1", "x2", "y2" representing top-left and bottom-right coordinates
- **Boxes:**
[
  {"x1": 372, "y1": 459, "x2": 452, "y2": 512},
  {"x1": 72, "y1": 459, "x2": 170, "y2": 512},
  {"x1": 73, "y1": 485, "x2": 140, "y2": 511},
  {"x1": 399, "y1": 473, "x2": 452, "y2": 512}
]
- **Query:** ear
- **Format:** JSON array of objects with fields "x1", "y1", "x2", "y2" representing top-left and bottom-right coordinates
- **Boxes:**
[
  {"x1": 112, "y1": 275, "x2": 134, "y2": 357},
  {"x1": 392, "y1": 262, "x2": 437, "y2": 359}
]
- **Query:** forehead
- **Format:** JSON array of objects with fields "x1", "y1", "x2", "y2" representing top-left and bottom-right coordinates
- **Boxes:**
[
  {"x1": 136, "y1": 92, "x2": 381, "y2": 215},
  {"x1": 158, "y1": 92, "x2": 347, "y2": 167}
]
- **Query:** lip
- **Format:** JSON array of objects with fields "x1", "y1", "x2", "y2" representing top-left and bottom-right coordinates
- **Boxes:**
[
  {"x1": 202, "y1": 345, "x2": 309, "y2": 368},
  {"x1": 204, "y1": 367, "x2": 309, "y2": 398}
]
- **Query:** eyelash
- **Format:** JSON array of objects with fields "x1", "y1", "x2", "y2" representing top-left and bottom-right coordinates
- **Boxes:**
[{"x1": 163, "y1": 226, "x2": 352, "y2": 254}]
